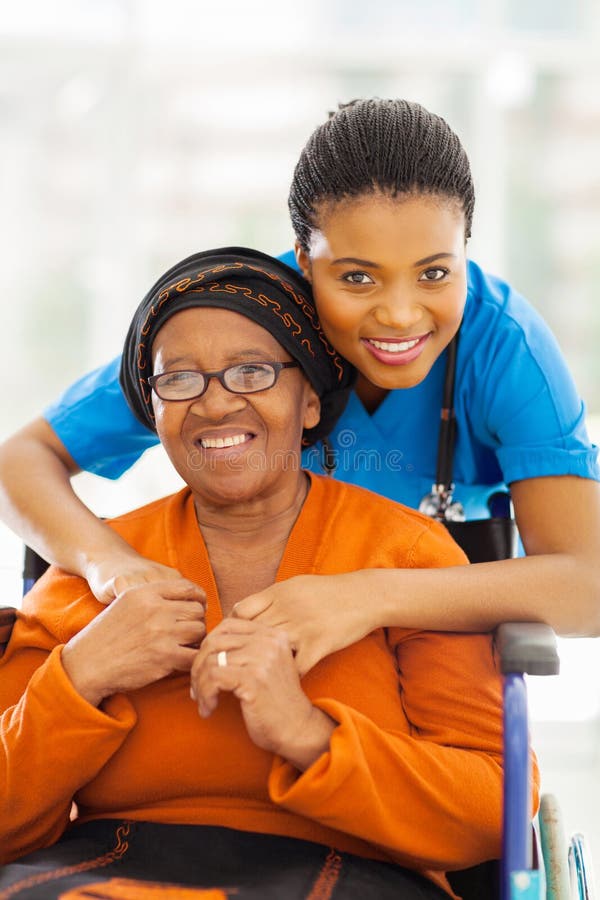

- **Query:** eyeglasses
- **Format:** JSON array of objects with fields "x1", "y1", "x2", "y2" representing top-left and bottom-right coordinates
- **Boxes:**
[{"x1": 148, "y1": 361, "x2": 300, "y2": 401}]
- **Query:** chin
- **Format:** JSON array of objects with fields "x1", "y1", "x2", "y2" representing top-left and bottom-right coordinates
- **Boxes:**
[
  {"x1": 194, "y1": 481, "x2": 260, "y2": 506},
  {"x1": 369, "y1": 365, "x2": 430, "y2": 391}
]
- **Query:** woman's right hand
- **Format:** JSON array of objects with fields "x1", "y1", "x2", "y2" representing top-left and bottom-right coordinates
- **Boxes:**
[{"x1": 61, "y1": 579, "x2": 206, "y2": 706}]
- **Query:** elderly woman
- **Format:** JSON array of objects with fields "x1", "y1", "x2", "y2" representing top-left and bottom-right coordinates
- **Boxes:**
[{"x1": 0, "y1": 248, "x2": 515, "y2": 900}]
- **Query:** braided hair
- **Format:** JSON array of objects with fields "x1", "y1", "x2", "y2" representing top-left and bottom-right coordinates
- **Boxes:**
[{"x1": 289, "y1": 98, "x2": 475, "y2": 251}]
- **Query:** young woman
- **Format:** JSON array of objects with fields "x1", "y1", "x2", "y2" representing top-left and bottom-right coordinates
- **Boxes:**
[
  {"x1": 0, "y1": 248, "x2": 508, "y2": 899},
  {"x1": 0, "y1": 99, "x2": 598, "y2": 674}
]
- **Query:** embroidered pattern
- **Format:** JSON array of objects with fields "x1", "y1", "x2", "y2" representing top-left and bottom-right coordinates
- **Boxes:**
[
  {"x1": 136, "y1": 262, "x2": 345, "y2": 422},
  {"x1": 58, "y1": 879, "x2": 228, "y2": 899},
  {"x1": 306, "y1": 848, "x2": 343, "y2": 900},
  {"x1": 0, "y1": 822, "x2": 131, "y2": 900}
]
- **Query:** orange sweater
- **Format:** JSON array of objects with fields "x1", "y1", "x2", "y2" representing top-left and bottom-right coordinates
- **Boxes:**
[{"x1": 0, "y1": 474, "x2": 521, "y2": 891}]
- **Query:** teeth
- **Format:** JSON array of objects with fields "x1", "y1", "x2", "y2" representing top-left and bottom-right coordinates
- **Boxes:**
[
  {"x1": 369, "y1": 338, "x2": 420, "y2": 352},
  {"x1": 200, "y1": 433, "x2": 249, "y2": 449}
]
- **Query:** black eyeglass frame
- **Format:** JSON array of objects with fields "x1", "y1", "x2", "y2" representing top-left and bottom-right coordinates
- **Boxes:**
[{"x1": 148, "y1": 361, "x2": 300, "y2": 401}]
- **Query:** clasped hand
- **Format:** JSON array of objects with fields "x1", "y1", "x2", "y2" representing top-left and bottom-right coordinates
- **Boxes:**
[
  {"x1": 190, "y1": 618, "x2": 335, "y2": 771},
  {"x1": 62, "y1": 578, "x2": 206, "y2": 707},
  {"x1": 64, "y1": 562, "x2": 336, "y2": 768}
]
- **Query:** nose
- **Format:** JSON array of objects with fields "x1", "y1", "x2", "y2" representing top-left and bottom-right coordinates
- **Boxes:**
[
  {"x1": 188, "y1": 377, "x2": 247, "y2": 419},
  {"x1": 372, "y1": 286, "x2": 424, "y2": 330}
]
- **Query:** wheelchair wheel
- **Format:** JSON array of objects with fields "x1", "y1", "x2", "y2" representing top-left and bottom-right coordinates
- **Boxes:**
[
  {"x1": 538, "y1": 794, "x2": 570, "y2": 899},
  {"x1": 569, "y1": 833, "x2": 597, "y2": 899}
]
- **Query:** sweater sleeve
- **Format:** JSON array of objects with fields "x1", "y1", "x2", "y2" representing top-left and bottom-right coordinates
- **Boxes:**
[
  {"x1": 43, "y1": 356, "x2": 158, "y2": 479},
  {"x1": 269, "y1": 516, "x2": 529, "y2": 872},
  {"x1": 269, "y1": 630, "x2": 508, "y2": 871},
  {"x1": 0, "y1": 588, "x2": 137, "y2": 863}
]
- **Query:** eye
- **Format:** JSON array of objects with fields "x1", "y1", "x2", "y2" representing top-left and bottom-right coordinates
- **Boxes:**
[
  {"x1": 341, "y1": 271, "x2": 375, "y2": 285},
  {"x1": 236, "y1": 364, "x2": 269, "y2": 376},
  {"x1": 419, "y1": 267, "x2": 449, "y2": 282},
  {"x1": 227, "y1": 363, "x2": 275, "y2": 392},
  {"x1": 160, "y1": 371, "x2": 198, "y2": 386}
]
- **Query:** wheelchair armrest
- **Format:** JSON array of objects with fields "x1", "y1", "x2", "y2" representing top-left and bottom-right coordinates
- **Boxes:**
[{"x1": 495, "y1": 622, "x2": 559, "y2": 676}]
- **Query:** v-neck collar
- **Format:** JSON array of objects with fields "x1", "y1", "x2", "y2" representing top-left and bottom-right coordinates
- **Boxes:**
[
  {"x1": 350, "y1": 385, "x2": 397, "y2": 425},
  {"x1": 164, "y1": 475, "x2": 330, "y2": 631},
  {"x1": 340, "y1": 353, "x2": 447, "y2": 439}
]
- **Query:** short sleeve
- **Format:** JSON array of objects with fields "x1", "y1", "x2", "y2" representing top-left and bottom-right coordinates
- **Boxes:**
[
  {"x1": 43, "y1": 356, "x2": 159, "y2": 479},
  {"x1": 464, "y1": 296, "x2": 600, "y2": 486}
]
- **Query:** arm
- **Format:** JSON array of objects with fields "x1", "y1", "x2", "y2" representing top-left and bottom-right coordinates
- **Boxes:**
[
  {"x1": 371, "y1": 473, "x2": 600, "y2": 635},
  {"x1": 0, "y1": 577, "x2": 205, "y2": 862},
  {"x1": 0, "y1": 618, "x2": 136, "y2": 863},
  {"x1": 269, "y1": 629, "x2": 509, "y2": 871},
  {"x1": 355, "y1": 473, "x2": 600, "y2": 635},
  {"x1": 190, "y1": 619, "x2": 507, "y2": 870},
  {"x1": 233, "y1": 474, "x2": 600, "y2": 674},
  {"x1": 0, "y1": 407, "x2": 191, "y2": 604},
  {"x1": 234, "y1": 474, "x2": 600, "y2": 678}
]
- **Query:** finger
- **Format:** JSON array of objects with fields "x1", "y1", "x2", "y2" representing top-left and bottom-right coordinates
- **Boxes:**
[
  {"x1": 118, "y1": 579, "x2": 206, "y2": 603},
  {"x1": 291, "y1": 646, "x2": 311, "y2": 678},
  {"x1": 126, "y1": 586, "x2": 207, "y2": 615},
  {"x1": 96, "y1": 587, "x2": 116, "y2": 606},
  {"x1": 195, "y1": 618, "x2": 262, "y2": 655},
  {"x1": 162, "y1": 581, "x2": 207, "y2": 603},
  {"x1": 170, "y1": 599, "x2": 207, "y2": 621},
  {"x1": 190, "y1": 635, "x2": 251, "y2": 703},
  {"x1": 194, "y1": 664, "x2": 246, "y2": 717},
  {"x1": 193, "y1": 629, "x2": 255, "y2": 672},
  {"x1": 216, "y1": 616, "x2": 264, "y2": 634},
  {"x1": 231, "y1": 593, "x2": 272, "y2": 620},
  {"x1": 172, "y1": 646, "x2": 201, "y2": 672},
  {"x1": 175, "y1": 620, "x2": 206, "y2": 647}
]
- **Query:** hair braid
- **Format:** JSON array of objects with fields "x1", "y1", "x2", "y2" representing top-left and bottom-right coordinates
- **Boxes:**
[{"x1": 289, "y1": 98, "x2": 475, "y2": 251}]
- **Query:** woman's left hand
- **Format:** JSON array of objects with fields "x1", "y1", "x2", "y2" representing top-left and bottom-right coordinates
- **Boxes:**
[
  {"x1": 231, "y1": 572, "x2": 379, "y2": 676},
  {"x1": 190, "y1": 618, "x2": 335, "y2": 770}
]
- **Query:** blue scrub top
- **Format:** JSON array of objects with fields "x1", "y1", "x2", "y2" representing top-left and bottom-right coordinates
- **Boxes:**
[{"x1": 44, "y1": 256, "x2": 599, "y2": 519}]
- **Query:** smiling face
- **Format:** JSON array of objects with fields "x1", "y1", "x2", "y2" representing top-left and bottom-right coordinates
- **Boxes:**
[
  {"x1": 296, "y1": 192, "x2": 467, "y2": 392},
  {"x1": 151, "y1": 307, "x2": 321, "y2": 510}
]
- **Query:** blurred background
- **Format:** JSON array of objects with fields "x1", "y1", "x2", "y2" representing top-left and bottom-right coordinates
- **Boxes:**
[{"x1": 1, "y1": 0, "x2": 599, "y2": 883}]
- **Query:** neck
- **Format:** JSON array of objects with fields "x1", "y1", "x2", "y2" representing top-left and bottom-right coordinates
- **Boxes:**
[
  {"x1": 193, "y1": 474, "x2": 310, "y2": 615},
  {"x1": 194, "y1": 473, "x2": 309, "y2": 543},
  {"x1": 355, "y1": 374, "x2": 390, "y2": 414}
]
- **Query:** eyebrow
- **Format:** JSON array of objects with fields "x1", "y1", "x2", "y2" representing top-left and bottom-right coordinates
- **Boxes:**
[
  {"x1": 330, "y1": 252, "x2": 457, "y2": 269},
  {"x1": 331, "y1": 257, "x2": 381, "y2": 268},
  {"x1": 413, "y1": 252, "x2": 458, "y2": 267}
]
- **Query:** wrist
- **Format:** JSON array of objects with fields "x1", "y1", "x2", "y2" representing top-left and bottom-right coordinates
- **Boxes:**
[
  {"x1": 77, "y1": 529, "x2": 140, "y2": 581},
  {"x1": 362, "y1": 568, "x2": 407, "y2": 630},
  {"x1": 348, "y1": 569, "x2": 392, "y2": 633},
  {"x1": 61, "y1": 642, "x2": 108, "y2": 708},
  {"x1": 277, "y1": 706, "x2": 337, "y2": 772}
]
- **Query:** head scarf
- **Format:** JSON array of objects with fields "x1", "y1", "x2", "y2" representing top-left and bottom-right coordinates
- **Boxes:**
[{"x1": 120, "y1": 247, "x2": 355, "y2": 446}]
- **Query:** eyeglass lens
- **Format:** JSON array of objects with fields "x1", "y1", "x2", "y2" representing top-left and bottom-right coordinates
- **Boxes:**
[{"x1": 154, "y1": 363, "x2": 277, "y2": 400}]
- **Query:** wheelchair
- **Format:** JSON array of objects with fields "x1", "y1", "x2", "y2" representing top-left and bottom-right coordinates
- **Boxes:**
[{"x1": 0, "y1": 547, "x2": 596, "y2": 900}]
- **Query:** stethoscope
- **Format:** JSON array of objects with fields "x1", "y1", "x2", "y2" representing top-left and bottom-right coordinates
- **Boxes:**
[
  {"x1": 323, "y1": 331, "x2": 466, "y2": 524},
  {"x1": 416, "y1": 331, "x2": 466, "y2": 524}
]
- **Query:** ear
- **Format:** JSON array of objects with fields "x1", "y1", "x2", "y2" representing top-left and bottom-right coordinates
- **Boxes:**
[
  {"x1": 295, "y1": 242, "x2": 312, "y2": 282},
  {"x1": 302, "y1": 383, "x2": 321, "y2": 431}
]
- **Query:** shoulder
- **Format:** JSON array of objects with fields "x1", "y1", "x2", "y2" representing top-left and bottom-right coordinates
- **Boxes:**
[
  {"x1": 106, "y1": 488, "x2": 192, "y2": 556},
  {"x1": 18, "y1": 566, "x2": 99, "y2": 646},
  {"x1": 463, "y1": 259, "x2": 564, "y2": 364},
  {"x1": 461, "y1": 260, "x2": 582, "y2": 419},
  {"x1": 309, "y1": 472, "x2": 431, "y2": 521},
  {"x1": 19, "y1": 489, "x2": 193, "y2": 643},
  {"x1": 307, "y1": 474, "x2": 467, "y2": 568}
]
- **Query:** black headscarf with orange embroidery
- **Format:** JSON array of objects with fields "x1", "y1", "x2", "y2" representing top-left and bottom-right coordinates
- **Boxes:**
[{"x1": 120, "y1": 247, "x2": 355, "y2": 446}]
